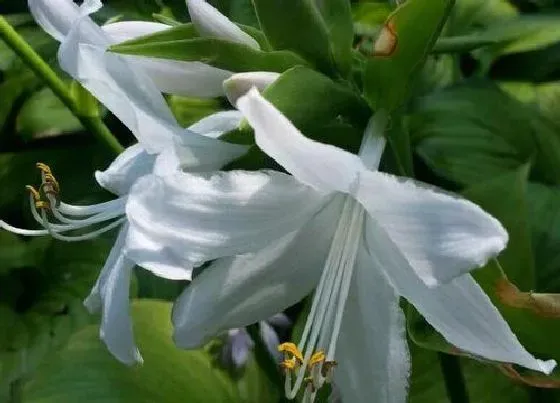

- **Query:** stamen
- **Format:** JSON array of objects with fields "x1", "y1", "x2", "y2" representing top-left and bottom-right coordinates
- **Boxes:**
[{"x1": 279, "y1": 196, "x2": 365, "y2": 402}]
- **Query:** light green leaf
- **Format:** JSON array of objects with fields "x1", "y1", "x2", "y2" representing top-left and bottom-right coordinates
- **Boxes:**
[
  {"x1": 24, "y1": 301, "x2": 242, "y2": 403},
  {"x1": 363, "y1": 0, "x2": 454, "y2": 110},
  {"x1": 168, "y1": 96, "x2": 223, "y2": 128},
  {"x1": 252, "y1": 0, "x2": 353, "y2": 76},
  {"x1": 111, "y1": 37, "x2": 307, "y2": 73},
  {"x1": 410, "y1": 83, "x2": 560, "y2": 186}
]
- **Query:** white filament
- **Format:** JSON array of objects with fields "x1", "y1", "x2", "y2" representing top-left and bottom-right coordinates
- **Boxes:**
[{"x1": 285, "y1": 196, "x2": 365, "y2": 402}]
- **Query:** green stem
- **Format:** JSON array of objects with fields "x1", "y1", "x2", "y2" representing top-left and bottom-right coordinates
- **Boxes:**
[
  {"x1": 9, "y1": 379, "x2": 23, "y2": 403},
  {"x1": 0, "y1": 16, "x2": 123, "y2": 155},
  {"x1": 438, "y1": 353, "x2": 469, "y2": 403}
]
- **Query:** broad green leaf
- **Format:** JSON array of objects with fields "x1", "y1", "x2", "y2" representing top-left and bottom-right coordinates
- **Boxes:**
[
  {"x1": 363, "y1": 0, "x2": 454, "y2": 110},
  {"x1": 16, "y1": 88, "x2": 83, "y2": 139},
  {"x1": 409, "y1": 83, "x2": 560, "y2": 186},
  {"x1": 352, "y1": 2, "x2": 392, "y2": 29},
  {"x1": 229, "y1": 0, "x2": 260, "y2": 28},
  {"x1": 447, "y1": 0, "x2": 517, "y2": 35},
  {"x1": 409, "y1": 345, "x2": 529, "y2": 403},
  {"x1": 24, "y1": 301, "x2": 242, "y2": 403},
  {"x1": 463, "y1": 165, "x2": 535, "y2": 289},
  {"x1": 0, "y1": 232, "x2": 33, "y2": 275},
  {"x1": 252, "y1": 0, "x2": 353, "y2": 76},
  {"x1": 526, "y1": 183, "x2": 560, "y2": 292},
  {"x1": 111, "y1": 37, "x2": 307, "y2": 73}
]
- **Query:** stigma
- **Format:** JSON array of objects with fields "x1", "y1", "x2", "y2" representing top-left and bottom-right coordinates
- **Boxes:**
[
  {"x1": 278, "y1": 196, "x2": 365, "y2": 402},
  {"x1": 0, "y1": 163, "x2": 126, "y2": 241}
]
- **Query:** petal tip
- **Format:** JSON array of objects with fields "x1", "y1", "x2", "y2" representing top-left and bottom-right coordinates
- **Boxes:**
[{"x1": 538, "y1": 359, "x2": 557, "y2": 375}]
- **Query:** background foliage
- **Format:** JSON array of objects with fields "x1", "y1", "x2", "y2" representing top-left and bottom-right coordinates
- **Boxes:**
[{"x1": 2, "y1": 0, "x2": 560, "y2": 402}]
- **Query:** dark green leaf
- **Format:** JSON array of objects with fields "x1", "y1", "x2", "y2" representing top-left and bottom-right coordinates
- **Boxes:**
[
  {"x1": 363, "y1": 0, "x2": 454, "y2": 110},
  {"x1": 111, "y1": 37, "x2": 308, "y2": 73},
  {"x1": 24, "y1": 301, "x2": 242, "y2": 403},
  {"x1": 252, "y1": 0, "x2": 353, "y2": 76}
]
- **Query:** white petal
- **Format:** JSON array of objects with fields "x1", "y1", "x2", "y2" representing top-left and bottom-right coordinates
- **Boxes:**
[
  {"x1": 95, "y1": 144, "x2": 156, "y2": 196},
  {"x1": 84, "y1": 225, "x2": 142, "y2": 365},
  {"x1": 230, "y1": 329, "x2": 253, "y2": 368},
  {"x1": 259, "y1": 321, "x2": 282, "y2": 362},
  {"x1": 102, "y1": 21, "x2": 169, "y2": 44},
  {"x1": 99, "y1": 250, "x2": 142, "y2": 365},
  {"x1": 172, "y1": 195, "x2": 344, "y2": 348},
  {"x1": 366, "y1": 218, "x2": 555, "y2": 374},
  {"x1": 122, "y1": 56, "x2": 233, "y2": 98},
  {"x1": 84, "y1": 226, "x2": 128, "y2": 313},
  {"x1": 223, "y1": 72, "x2": 280, "y2": 106},
  {"x1": 126, "y1": 170, "x2": 329, "y2": 266},
  {"x1": 358, "y1": 111, "x2": 388, "y2": 170},
  {"x1": 236, "y1": 88, "x2": 366, "y2": 193},
  {"x1": 186, "y1": 0, "x2": 260, "y2": 49},
  {"x1": 356, "y1": 170, "x2": 508, "y2": 286},
  {"x1": 29, "y1": 0, "x2": 81, "y2": 41},
  {"x1": 152, "y1": 136, "x2": 247, "y2": 176},
  {"x1": 188, "y1": 110, "x2": 243, "y2": 138},
  {"x1": 59, "y1": 22, "x2": 181, "y2": 152},
  {"x1": 335, "y1": 245, "x2": 410, "y2": 403}
]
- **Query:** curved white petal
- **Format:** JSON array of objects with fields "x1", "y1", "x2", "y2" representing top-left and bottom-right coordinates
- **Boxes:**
[
  {"x1": 99, "y1": 250, "x2": 141, "y2": 365},
  {"x1": 237, "y1": 88, "x2": 366, "y2": 194},
  {"x1": 59, "y1": 20, "x2": 180, "y2": 152},
  {"x1": 223, "y1": 72, "x2": 280, "y2": 106},
  {"x1": 84, "y1": 225, "x2": 142, "y2": 365},
  {"x1": 126, "y1": 170, "x2": 328, "y2": 266},
  {"x1": 122, "y1": 56, "x2": 232, "y2": 98},
  {"x1": 84, "y1": 226, "x2": 128, "y2": 314},
  {"x1": 188, "y1": 110, "x2": 243, "y2": 138},
  {"x1": 29, "y1": 0, "x2": 81, "y2": 41},
  {"x1": 172, "y1": 195, "x2": 344, "y2": 348},
  {"x1": 95, "y1": 144, "x2": 156, "y2": 196},
  {"x1": 366, "y1": 218, "x2": 555, "y2": 374},
  {"x1": 335, "y1": 245, "x2": 409, "y2": 403},
  {"x1": 358, "y1": 111, "x2": 388, "y2": 170},
  {"x1": 259, "y1": 321, "x2": 282, "y2": 362},
  {"x1": 102, "y1": 21, "x2": 170, "y2": 44},
  {"x1": 357, "y1": 171, "x2": 508, "y2": 286},
  {"x1": 187, "y1": 0, "x2": 260, "y2": 49}
]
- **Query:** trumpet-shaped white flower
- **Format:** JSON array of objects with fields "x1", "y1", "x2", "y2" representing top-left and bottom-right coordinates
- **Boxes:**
[
  {"x1": 30, "y1": 0, "x2": 235, "y2": 100},
  {"x1": 125, "y1": 89, "x2": 555, "y2": 402},
  {"x1": 1, "y1": 0, "x2": 248, "y2": 365}
]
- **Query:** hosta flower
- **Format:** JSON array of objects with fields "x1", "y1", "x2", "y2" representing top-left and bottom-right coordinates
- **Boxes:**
[
  {"x1": 218, "y1": 314, "x2": 290, "y2": 370},
  {"x1": 125, "y1": 89, "x2": 555, "y2": 402},
  {"x1": 0, "y1": 0, "x2": 247, "y2": 365}
]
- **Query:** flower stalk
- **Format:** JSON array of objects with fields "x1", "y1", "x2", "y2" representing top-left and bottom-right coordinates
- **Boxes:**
[{"x1": 0, "y1": 16, "x2": 123, "y2": 155}]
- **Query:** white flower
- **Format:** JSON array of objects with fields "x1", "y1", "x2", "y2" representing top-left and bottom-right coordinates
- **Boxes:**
[
  {"x1": 0, "y1": 0, "x2": 248, "y2": 365},
  {"x1": 125, "y1": 89, "x2": 555, "y2": 402},
  {"x1": 29, "y1": 0, "x2": 235, "y2": 100}
]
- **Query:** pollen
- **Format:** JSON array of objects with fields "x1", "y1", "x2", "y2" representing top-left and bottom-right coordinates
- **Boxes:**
[
  {"x1": 278, "y1": 342, "x2": 304, "y2": 363},
  {"x1": 309, "y1": 351, "x2": 325, "y2": 366}
]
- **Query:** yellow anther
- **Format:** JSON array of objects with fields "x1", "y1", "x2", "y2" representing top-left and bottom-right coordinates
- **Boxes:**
[
  {"x1": 280, "y1": 357, "x2": 297, "y2": 371},
  {"x1": 34, "y1": 200, "x2": 50, "y2": 210},
  {"x1": 309, "y1": 351, "x2": 326, "y2": 367},
  {"x1": 36, "y1": 162, "x2": 52, "y2": 174},
  {"x1": 278, "y1": 342, "x2": 304, "y2": 363},
  {"x1": 26, "y1": 185, "x2": 41, "y2": 201}
]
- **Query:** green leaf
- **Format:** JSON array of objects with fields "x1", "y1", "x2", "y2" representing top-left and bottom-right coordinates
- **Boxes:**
[
  {"x1": 463, "y1": 165, "x2": 535, "y2": 289},
  {"x1": 168, "y1": 96, "x2": 223, "y2": 128},
  {"x1": 16, "y1": 87, "x2": 83, "y2": 139},
  {"x1": 409, "y1": 345, "x2": 529, "y2": 403},
  {"x1": 410, "y1": 83, "x2": 560, "y2": 186},
  {"x1": 111, "y1": 37, "x2": 308, "y2": 73},
  {"x1": 363, "y1": 0, "x2": 454, "y2": 110},
  {"x1": 252, "y1": 0, "x2": 353, "y2": 76},
  {"x1": 0, "y1": 232, "x2": 34, "y2": 275},
  {"x1": 526, "y1": 183, "x2": 560, "y2": 292},
  {"x1": 352, "y1": 2, "x2": 392, "y2": 29},
  {"x1": 24, "y1": 301, "x2": 243, "y2": 403}
]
